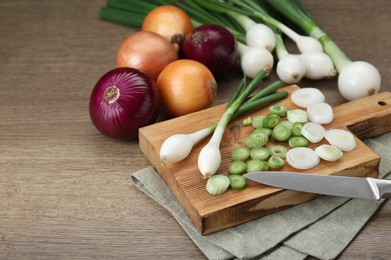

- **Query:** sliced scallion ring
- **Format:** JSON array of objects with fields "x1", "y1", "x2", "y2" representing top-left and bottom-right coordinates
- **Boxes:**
[
  {"x1": 287, "y1": 109, "x2": 307, "y2": 123},
  {"x1": 315, "y1": 144, "x2": 343, "y2": 162},
  {"x1": 291, "y1": 88, "x2": 325, "y2": 108},
  {"x1": 206, "y1": 175, "x2": 230, "y2": 195},
  {"x1": 286, "y1": 147, "x2": 320, "y2": 170},
  {"x1": 231, "y1": 146, "x2": 251, "y2": 161},
  {"x1": 229, "y1": 175, "x2": 247, "y2": 190},
  {"x1": 307, "y1": 102, "x2": 334, "y2": 124},
  {"x1": 324, "y1": 129, "x2": 357, "y2": 152},
  {"x1": 228, "y1": 161, "x2": 247, "y2": 175},
  {"x1": 301, "y1": 122, "x2": 326, "y2": 143}
]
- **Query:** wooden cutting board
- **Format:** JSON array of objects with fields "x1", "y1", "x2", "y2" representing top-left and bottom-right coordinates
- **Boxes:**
[{"x1": 139, "y1": 85, "x2": 391, "y2": 235}]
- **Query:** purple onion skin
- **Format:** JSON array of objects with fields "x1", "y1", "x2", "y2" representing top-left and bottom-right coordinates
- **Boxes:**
[
  {"x1": 181, "y1": 24, "x2": 238, "y2": 76},
  {"x1": 89, "y1": 67, "x2": 160, "y2": 140}
]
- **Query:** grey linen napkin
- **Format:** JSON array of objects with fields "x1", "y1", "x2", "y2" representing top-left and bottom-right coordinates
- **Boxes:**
[{"x1": 131, "y1": 133, "x2": 391, "y2": 260}]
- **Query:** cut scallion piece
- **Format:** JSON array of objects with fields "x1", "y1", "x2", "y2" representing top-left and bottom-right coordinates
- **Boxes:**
[
  {"x1": 272, "y1": 125, "x2": 291, "y2": 141},
  {"x1": 267, "y1": 156, "x2": 284, "y2": 169},
  {"x1": 269, "y1": 145, "x2": 287, "y2": 158},
  {"x1": 289, "y1": 136, "x2": 309, "y2": 148},
  {"x1": 292, "y1": 122, "x2": 304, "y2": 136},
  {"x1": 246, "y1": 159, "x2": 269, "y2": 172},
  {"x1": 251, "y1": 115, "x2": 266, "y2": 129},
  {"x1": 250, "y1": 147, "x2": 270, "y2": 160},
  {"x1": 269, "y1": 105, "x2": 288, "y2": 116},
  {"x1": 228, "y1": 161, "x2": 247, "y2": 175},
  {"x1": 245, "y1": 132, "x2": 269, "y2": 148},
  {"x1": 287, "y1": 109, "x2": 307, "y2": 123},
  {"x1": 253, "y1": 128, "x2": 273, "y2": 137},
  {"x1": 231, "y1": 146, "x2": 251, "y2": 161},
  {"x1": 206, "y1": 174, "x2": 230, "y2": 195},
  {"x1": 262, "y1": 114, "x2": 282, "y2": 128},
  {"x1": 229, "y1": 175, "x2": 247, "y2": 190},
  {"x1": 315, "y1": 144, "x2": 343, "y2": 162}
]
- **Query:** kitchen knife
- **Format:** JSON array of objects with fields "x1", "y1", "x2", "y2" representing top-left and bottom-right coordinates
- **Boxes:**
[{"x1": 243, "y1": 171, "x2": 391, "y2": 200}]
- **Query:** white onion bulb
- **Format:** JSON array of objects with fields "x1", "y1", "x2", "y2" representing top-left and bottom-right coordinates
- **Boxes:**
[
  {"x1": 338, "y1": 61, "x2": 381, "y2": 101},
  {"x1": 300, "y1": 52, "x2": 337, "y2": 80},
  {"x1": 276, "y1": 54, "x2": 306, "y2": 83},
  {"x1": 239, "y1": 46, "x2": 274, "y2": 78},
  {"x1": 245, "y1": 23, "x2": 276, "y2": 52}
]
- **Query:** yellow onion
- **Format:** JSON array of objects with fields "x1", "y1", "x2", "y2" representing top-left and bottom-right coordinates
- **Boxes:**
[
  {"x1": 156, "y1": 59, "x2": 217, "y2": 117},
  {"x1": 116, "y1": 31, "x2": 178, "y2": 80},
  {"x1": 141, "y1": 5, "x2": 193, "y2": 51}
]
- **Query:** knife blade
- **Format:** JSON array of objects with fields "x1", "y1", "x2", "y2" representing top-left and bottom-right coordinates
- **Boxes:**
[{"x1": 243, "y1": 171, "x2": 391, "y2": 200}]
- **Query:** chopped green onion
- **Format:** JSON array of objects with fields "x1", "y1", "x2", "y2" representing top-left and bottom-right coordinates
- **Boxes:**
[
  {"x1": 272, "y1": 125, "x2": 291, "y2": 141},
  {"x1": 250, "y1": 147, "x2": 270, "y2": 160},
  {"x1": 228, "y1": 161, "x2": 247, "y2": 175},
  {"x1": 206, "y1": 175, "x2": 230, "y2": 195},
  {"x1": 292, "y1": 122, "x2": 304, "y2": 136},
  {"x1": 269, "y1": 105, "x2": 287, "y2": 116},
  {"x1": 242, "y1": 117, "x2": 252, "y2": 126},
  {"x1": 245, "y1": 132, "x2": 269, "y2": 148},
  {"x1": 315, "y1": 144, "x2": 343, "y2": 162},
  {"x1": 246, "y1": 159, "x2": 269, "y2": 172},
  {"x1": 301, "y1": 122, "x2": 326, "y2": 143},
  {"x1": 289, "y1": 136, "x2": 309, "y2": 148},
  {"x1": 231, "y1": 146, "x2": 251, "y2": 161},
  {"x1": 253, "y1": 127, "x2": 273, "y2": 137},
  {"x1": 262, "y1": 114, "x2": 282, "y2": 128},
  {"x1": 251, "y1": 115, "x2": 266, "y2": 129},
  {"x1": 267, "y1": 156, "x2": 284, "y2": 169},
  {"x1": 229, "y1": 175, "x2": 247, "y2": 190},
  {"x1": 287, "y1": 109, "x2": 307, "y2": 123},
  {"x1": 269, "y1": 145, "x2": 287, "y2": 158}
]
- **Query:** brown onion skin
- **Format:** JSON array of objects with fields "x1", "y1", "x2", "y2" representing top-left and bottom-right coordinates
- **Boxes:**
[
  {"x1": 181, "y1": 24, "x2": 238, "y2": 77},
  {"x1": 116, "y1": 31, "x2": 178, "y2": 80},
  {"x1": 89, "y1": 67, "x2": 160, "y2": 140}
]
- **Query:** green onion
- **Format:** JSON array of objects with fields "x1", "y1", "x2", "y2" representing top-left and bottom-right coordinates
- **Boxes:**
[
  {"x1": 228, "y1": 161, "x2": 247, "y2": 175},
  {"x1": 206, "y1": 175, "x2": 231, "y2": 195},
  {"x1": 246, "y1": 159, "x2": 269, "y2": 172},
  {"x1": 253, "y1": 128, "x2": 273, "y2": 137},
  {"x1": 251, "y1": 115, "x2": 266, "y2": 129},
  {"x1": 250, "y1": 147, "x2": 270, "y2": 160},
  {"x1": 245, "y1": 132, "x2": 269, "y2": 149},
  {"x1": 262, "y1": 114, "x2": 281, "y2": 129},
  {"x1": 291, "y1": 122, "x2": 304, "y2": 136},
  {"x1": 289, "y1": 136, "x2": 309, "y2": 148},
  {"x1": 269, "y1": 145, "x2": 287, "y2": 159},
  {"x1": 229, "y1": 175, "x2": 247, "y2": 190},
  {"x1": 267, "y1": 156, "x2": 284, "y2": 169},
  {"x1": 269, "y1": 105, "x2": 287, "y2": 117},
  {"x1": 266, "y1": 0, "x2": 381, "y2": 100},
  {"x1": 231, "y1": 146, "x2": 251, "y2": 161},
  {"x1": 272, "y1": 125, "x2": 291, "y2": 141}
]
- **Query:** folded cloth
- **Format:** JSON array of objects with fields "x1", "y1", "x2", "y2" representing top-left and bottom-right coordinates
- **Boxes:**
[{"x1": 131, "y1": 133, "x2": 391, "y2": 260}]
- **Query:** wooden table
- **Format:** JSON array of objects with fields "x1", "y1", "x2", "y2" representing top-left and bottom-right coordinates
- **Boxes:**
[{"x1": 1, "y1": 0, "x2": 390, "y2": 259}]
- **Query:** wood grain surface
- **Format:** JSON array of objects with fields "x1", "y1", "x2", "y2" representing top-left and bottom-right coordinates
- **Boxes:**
[
  {"x1": 140, "y1": 86, "x2": 391, "y2": 235},
  {"x1": 0, "y1": 0, "x2": 390, "y2": 259}
]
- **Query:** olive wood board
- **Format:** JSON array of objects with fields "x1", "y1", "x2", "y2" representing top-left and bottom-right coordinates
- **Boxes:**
[{"x1": 139, "y1": 85, "x2": 391, "y2": 235}]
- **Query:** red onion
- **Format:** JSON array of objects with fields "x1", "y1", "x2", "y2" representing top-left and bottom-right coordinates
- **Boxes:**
[
  {"x1": 181, "y1": 24, "x2": 238, "y2": 76},
  {"x1": 89, "y1": 67, "x2": 160, "y2": 140}
]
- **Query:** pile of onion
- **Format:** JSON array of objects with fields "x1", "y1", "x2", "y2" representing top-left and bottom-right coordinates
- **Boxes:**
[
  {"x1": 116, "y1": 31, "x2": 178, "y2": 80},
  {"x1": 89, "y1": 67, "x2": 160, "y2": 139},
  {"x1": 181, "y1": 24, "x2": 238, "y2": 76}
]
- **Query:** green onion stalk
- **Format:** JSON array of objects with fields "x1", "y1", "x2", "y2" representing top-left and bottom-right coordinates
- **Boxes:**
[
  {"x1": 265, "y1": 0, "x2": 382, "y2": 100},
  {"x1": 159, "y1": 72, "x2": 287, "y2": 168}
]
